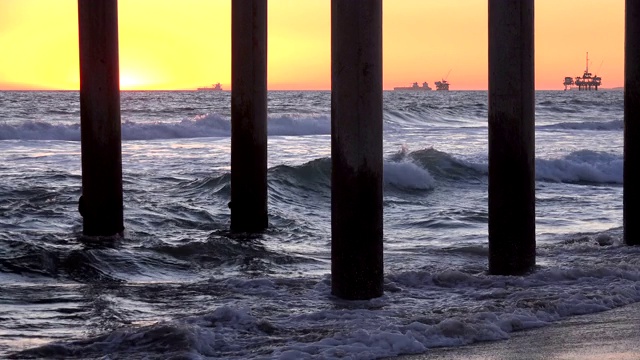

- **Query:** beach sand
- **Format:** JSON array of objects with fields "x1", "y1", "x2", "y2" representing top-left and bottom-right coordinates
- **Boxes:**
[{"x1": 392, "y1": 301, "x2": 640, "y2": 360}]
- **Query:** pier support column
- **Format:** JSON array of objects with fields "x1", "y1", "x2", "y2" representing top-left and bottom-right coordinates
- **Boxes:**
[
  {"x1": 624, "y1": 0, "x2": 640, "y2": 245},
  {"x1": 488, "y1": 0, "x2": 536, "y2": 274},
  {"x1": 78, "y1": 0, "x2": 123, "y2": 236},
  {"x1": 331, "y1": 0, "x2": 383, "y2": 300},
  {"x1": 230, "y1": 0, "x2": 268, "y2": 232}
]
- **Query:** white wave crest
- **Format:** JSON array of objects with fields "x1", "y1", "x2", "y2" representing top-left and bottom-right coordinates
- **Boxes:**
[
  {"x1": 540, "y1": 120, "x2": 623, "y2": 131},
  {"x1": 0, "y1": 113, "x2": 331, "y2": 141},
  {"x1": 384, "y1": 161, "x2": 436, "y2": 190},
  {"x1": 536, "y1": 150, "x2": 622, "y2": 184}
]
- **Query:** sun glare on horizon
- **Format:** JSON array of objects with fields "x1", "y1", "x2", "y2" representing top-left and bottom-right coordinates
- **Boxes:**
[{"x1": 119, "y1": 73, "x2": 147, "y2": 90}]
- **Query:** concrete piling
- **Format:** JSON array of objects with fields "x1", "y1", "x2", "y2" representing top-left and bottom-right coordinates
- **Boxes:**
[
  {"x1": 625, "y1": 0, "x2": 640, "y2": 245},
  {"x1": 230, "y1": 0, "x2": 268, "y2": 233},
  {"x1": 487, "y1": 0, "x2": 536, "y2": 274},
  {"x1": 330, "y1": 0, "x2": 383, "y2": 300},
  {"x1": 77, "y1": 0, "x2": 124, "y2": 236}
]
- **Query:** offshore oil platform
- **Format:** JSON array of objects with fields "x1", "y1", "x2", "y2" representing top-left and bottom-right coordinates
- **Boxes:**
[
  {"x1": 434, "y1": 79, "x2": 450, "y2": 91},
  {"x1": 435, "y1": 69, "x2": 451, "y2": 91},
  {"x1": 563, "y1": 52, "x2": 602, "y2": 91}
]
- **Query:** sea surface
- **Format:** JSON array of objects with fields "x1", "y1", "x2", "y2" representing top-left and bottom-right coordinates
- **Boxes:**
[{"x1": 0, "y1": 90, "x2": 636, "y2": 359}]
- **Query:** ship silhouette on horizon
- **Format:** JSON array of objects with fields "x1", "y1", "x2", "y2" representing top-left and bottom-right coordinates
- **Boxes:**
[
  {"x1": 393, "y1": 81, "x2": 432, "y2": 91},
  {"x1": 197, "y1": 82, "x2": 223, "y2": 91}
]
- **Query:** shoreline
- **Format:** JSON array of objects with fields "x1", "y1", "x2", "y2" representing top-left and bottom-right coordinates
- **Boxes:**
[{"x1": 390, "y1": 300, "x2": 640, "y2": 360}]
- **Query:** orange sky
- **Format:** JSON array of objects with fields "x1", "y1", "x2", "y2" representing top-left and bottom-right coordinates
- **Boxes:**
[{"x1": 0, "y1": 0, "x2": 624, "y2": 91}]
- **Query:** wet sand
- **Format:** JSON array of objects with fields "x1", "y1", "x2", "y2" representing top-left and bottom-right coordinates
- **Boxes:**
[{"x1": 392, "y1": 301, "x2": 640, "y2": 360}]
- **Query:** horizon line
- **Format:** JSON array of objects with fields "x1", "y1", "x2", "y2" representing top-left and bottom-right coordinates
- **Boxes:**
[{"x1": 0, "y1": 87, "x2": 625, "y2": 92}]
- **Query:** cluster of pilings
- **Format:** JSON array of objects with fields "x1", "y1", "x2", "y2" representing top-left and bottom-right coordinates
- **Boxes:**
[{"x1": 77, "y1": 0, "x2": 640, "y2": 301}]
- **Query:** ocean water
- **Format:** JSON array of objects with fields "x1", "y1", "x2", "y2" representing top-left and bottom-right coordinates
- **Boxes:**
[{"x1": 0, "y1": 90, "x2": 636, "y2": 359}]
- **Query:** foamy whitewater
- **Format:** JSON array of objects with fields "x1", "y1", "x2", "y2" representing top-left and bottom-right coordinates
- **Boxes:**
[{"x1": 0, "y1": 90, "x2": 636, "y2": 359}]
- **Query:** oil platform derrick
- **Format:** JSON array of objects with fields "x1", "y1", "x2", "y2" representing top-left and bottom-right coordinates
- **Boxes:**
[{"x1": 564, "y1": 52, "x2": 602, "y2": 91}]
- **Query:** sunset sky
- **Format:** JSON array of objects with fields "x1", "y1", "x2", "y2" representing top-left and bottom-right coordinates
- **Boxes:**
[{"x1": 0, "y1": 0, "x2": 624, "y2": 91}]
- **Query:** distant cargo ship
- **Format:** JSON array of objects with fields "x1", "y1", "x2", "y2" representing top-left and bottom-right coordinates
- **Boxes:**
[
  {"x1": 393, "y1": 82, "x2": 432, "y2": 91},
  {"x1": 197, "y1": 83, "x2": 223, "y2": 91}
]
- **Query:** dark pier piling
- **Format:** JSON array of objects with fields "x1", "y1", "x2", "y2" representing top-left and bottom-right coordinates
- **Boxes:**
[
  {"x1": 77, "y1": 0, "x2": 124, "y2": 236},
  {"x1": 488, "y1": 0, "x2": 536, "y2": 274},
  {"x1": 625, "y1": 0, "x2": 640, "y2": 245},
  {"x1": 330, "y1": 0, "x2": 383, "y2": 300},
  {"x1": 230, "y1": 0, "x2": 268, "y2": 233}
]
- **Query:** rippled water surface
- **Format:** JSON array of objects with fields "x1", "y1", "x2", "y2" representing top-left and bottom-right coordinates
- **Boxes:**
[{"x1": 0, "y1": 90, "x2": 635, "y2": 359}]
